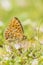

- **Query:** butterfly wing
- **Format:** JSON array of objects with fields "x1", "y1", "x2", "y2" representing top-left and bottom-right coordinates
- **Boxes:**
[{"x1": 4, "y1": 17, "x2": 24, "y2": 40}]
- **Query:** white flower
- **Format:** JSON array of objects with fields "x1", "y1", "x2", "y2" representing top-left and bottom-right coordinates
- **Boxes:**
[
  {"x1": 5, "y1": 45, "x2": 11, "y2": 52},
  {"x1": 0, "y1": 21, "x2": 3, "y2": 26},
  {"x1": 14, "y1": 43, "x2": 21, "y2": 49},
  {"x1": 32, "y1": 59, "x2": 38, "y2": 65},
  {"x1": 4, "y1": 56, "x2": 9, "y2": 60},
  {"x1": 1, "y1": 0, "x2": 11, "y2": 11}
]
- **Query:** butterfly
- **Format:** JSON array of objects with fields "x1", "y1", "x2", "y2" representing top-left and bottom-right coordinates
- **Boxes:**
[{"x1": 4, "y1": 17, "x2": 26, "y2": 41}]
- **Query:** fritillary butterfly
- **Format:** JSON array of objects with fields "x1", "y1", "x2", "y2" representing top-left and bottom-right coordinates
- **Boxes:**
[{"x1": 4, "y1": 17, "x2": 26, "y2": 41}]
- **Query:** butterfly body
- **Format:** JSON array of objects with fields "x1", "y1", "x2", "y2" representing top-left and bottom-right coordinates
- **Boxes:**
[{"x1": 4, "y1": 17, "x2": 26, "y2": 41}]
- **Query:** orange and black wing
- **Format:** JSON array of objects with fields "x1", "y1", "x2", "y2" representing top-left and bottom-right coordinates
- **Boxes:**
[{"x1": 4, "y1": 17, "x2": 24, "y2": 40}]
